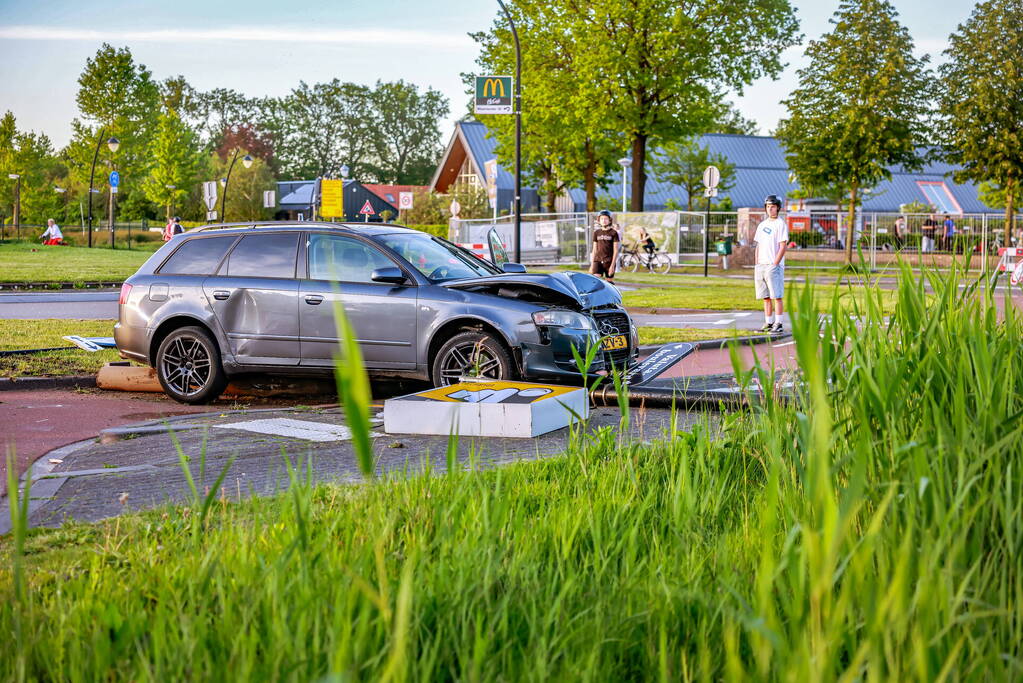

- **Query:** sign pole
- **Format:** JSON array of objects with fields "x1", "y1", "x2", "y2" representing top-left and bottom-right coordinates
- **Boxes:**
[
  {"x1": 497, "y1": 0, "x2": 522, "y2": 263},
  {"x1": 701, "y1": 165, "x2": 721, "y2": 278}
]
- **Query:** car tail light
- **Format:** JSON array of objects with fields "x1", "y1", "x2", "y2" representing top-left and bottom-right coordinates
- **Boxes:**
[{"x1": 119, "y1": 283, "x2": 133, "y2": 305}]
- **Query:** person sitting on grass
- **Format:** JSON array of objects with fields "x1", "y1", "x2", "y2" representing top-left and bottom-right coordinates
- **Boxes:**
[
  {"x1": 39, "y1": 219, "x2": 64, "y2": 245},
  {"x1": 753, "y1": 195, "x2": 788, "y2": 334}
]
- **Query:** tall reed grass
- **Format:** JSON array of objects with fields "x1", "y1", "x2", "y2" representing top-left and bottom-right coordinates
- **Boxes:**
[{"x1": 1, "y1": 265, "x2": 1020, "y2": 679}]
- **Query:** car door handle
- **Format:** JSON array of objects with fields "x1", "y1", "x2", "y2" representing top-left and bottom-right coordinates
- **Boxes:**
[
  {"x1": 304, "y1": 295, "x2": 324, "y2": 305},
  {"x1": 212, "y1": 290, "x2": 230, "y2": 301}
]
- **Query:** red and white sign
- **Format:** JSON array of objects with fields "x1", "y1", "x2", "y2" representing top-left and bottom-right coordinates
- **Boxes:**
[
  {"x1": 1011, "y1": 260, "x2": 1023, "y2": 287},
  {"x1": 359, "y1": 200, "x2": 375, "y2": 215},
  {"x1": 398, "y1": 192, "x2": 414, "y2": 210}
]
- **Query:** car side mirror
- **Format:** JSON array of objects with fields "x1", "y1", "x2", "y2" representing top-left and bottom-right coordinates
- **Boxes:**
[
  {"x1": 501, "y1": 262, "x2": 527, "y2": 274},
  {"x1": 370, "y1": 266, "x2": 407, "y2": 284}
]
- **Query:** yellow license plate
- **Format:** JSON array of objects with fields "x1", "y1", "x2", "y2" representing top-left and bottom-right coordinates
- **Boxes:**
[{"x1": 601, "y1": 335, "x2": 628, "y2": 350}]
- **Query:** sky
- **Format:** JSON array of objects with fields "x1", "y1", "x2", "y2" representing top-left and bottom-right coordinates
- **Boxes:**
[{"x1": 0, "y1": 0, "x2": 977, "y2": 150}]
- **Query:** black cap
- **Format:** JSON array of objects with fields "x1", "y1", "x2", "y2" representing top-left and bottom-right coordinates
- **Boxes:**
[
  {"x1": 764, "y1": 195, "x2": 782, "y2": 207},
  {"x1": 597, "y1": 210, "x2": 613, "y2": 218}
]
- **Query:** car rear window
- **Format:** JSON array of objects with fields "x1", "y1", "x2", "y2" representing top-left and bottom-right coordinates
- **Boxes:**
[
  {"x1": 225, "y1": 233, "x2": 299, "y2": 279},
  {"x1": 158, "y1": 236, "x2": 236, "y2": 275}
]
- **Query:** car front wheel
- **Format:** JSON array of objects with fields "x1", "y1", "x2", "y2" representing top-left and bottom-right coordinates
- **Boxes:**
[
  {"x1": 431, "y1": 330, "x2": 515, "y2": 386},
  {"x1": 155, "y1": 325, "x2": 228, "y2": 404}
]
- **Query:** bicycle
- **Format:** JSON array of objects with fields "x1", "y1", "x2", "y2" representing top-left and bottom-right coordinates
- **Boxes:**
[{"x1": 619, "y1": 247, "x2": 671, "y2": 274}]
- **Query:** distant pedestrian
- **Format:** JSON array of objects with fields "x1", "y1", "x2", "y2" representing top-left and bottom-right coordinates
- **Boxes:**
[
  {"x1": 162, "y1": 216, "x2": 184, "y2": 241},
  {"x1": 893, "y1": 215, "x2": 906, "y2": 250},
  {"x1": 921, "y1": 216, "x2": 936, "y2": 253},
  {"x1": 943, "y1": 214, "x2": 956, "y2": 252},
  {"x1": 39, "y1": 219, "x2": 64, "y2": 245},
  {"x1": 753, "y1": 195, "x2": 788, "y2": 334},
  {"x1": 590, "y1": 210, "x2": 621, "y2": 285}
]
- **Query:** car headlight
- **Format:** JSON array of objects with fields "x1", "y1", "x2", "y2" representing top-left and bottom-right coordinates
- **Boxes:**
[{"x1": 532, "y1": 310, "x2": 594, "y2": 330}]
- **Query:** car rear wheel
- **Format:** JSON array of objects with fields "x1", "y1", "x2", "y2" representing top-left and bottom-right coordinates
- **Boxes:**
[
  {"x1": 156, "y1": 326, "x2": 228, "y2": 404},
  {"x1": 431, "y1": 331, "x2": 515, "y2": 386}
]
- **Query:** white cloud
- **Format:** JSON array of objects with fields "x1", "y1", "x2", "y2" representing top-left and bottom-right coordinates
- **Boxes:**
[{"x1": 0, "y1": 25, "x2": 474, "y2": 49}]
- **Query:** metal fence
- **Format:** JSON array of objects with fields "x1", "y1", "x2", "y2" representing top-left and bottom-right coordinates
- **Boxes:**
[
  {"x1": 0, "y1": 220, "x2": 161, "y2": 249},
  {"x1": 453, "y1": 210, "x2": 1023, "y2": 273}
]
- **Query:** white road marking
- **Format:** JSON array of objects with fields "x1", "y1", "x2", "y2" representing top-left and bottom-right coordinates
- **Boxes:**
[
  {"x1": 772, "y1": 341, "x2": 797, "y2": 347},
  {"x1": 733, "y1": 312, "x2": 752, "y2": 317},
  {"x1": 216, "y1": 418, "x2": 381, "y2": 442},
  {"x1": 712, "y1": 318, "x2": 735, "y2": 325}
]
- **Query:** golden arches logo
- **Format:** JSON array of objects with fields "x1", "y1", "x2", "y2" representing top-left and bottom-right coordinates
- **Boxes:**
[{"x1": 482, "y1": 78, "x2": 506, "y2": 98}]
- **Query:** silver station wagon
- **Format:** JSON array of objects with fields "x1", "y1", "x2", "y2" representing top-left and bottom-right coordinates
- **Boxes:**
[{"x1": 114, "y1": 222, "x2": 638, "y2": 403}]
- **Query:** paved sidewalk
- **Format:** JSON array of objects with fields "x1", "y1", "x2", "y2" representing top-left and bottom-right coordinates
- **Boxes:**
[
  {"x1": 7, "y1": 403, "x2": 698, "y2": 531},
  {"x1": 0, "y1": 290, "x2": 119, "y2": 319}
]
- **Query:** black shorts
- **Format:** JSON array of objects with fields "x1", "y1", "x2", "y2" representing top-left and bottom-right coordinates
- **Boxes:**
[{"x1": 591, "y1": 258, "x2": 615, "y2": 276}]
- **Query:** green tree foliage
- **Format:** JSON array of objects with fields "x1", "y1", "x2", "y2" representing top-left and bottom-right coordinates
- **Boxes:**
[
  {"x1": 0, "y1": 111, "x2": 67, "y2": 227},
  {"x1": 259, "y1": 80, "x2": 377, "y2": 181},
  {"x1": 66, "y1": 44, "x2": 161, "y2": 221},
  {"x1": 369, "y1": 80, "x2": 449, "y2": 185},
  {"x1": 402, "y1": 189, "x2": 450, "y2": 225},
  {"x1": 569, "y1": 0, "x2": 799, "y2": 210},
  {"x1": 776, "y1": 0, "x2": 934, "y2": 262},
  {"x1": 649, "y1": 140, "x2": 736, "y2": 211},
  {"x1": 713, "y1": 101, "x2": 761, "y2": 135},
  {"x1": 142, "y1": 108, "x2": 203, "y2": 221},
  {"x1": 938, "y1": 0, "x2": 1023, "y2": 242},
  {"x1": 470, "y1": 4, "x2": 621, "y2": 213},
  {"x1": 210, "y1": 149, "x2": 276, "y2": 222}
]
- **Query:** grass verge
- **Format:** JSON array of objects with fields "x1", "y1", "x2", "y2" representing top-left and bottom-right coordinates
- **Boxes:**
[
  {"x1": 0, "y1": 319, "x2": 120, "y2": 378},
  {"x1": 1, "y1": 265, "x2": 1020, "y2": 678},
  {"x1": 0, "y1": 241, "x2": 156, "y2": 284},
  {"x1": 637, "y1": 326, "x2": 764, "y2": 345}
]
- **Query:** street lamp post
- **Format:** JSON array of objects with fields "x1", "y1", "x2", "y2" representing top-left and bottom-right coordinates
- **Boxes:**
[
  {"x1": 617, "y1": 158, "x2": 632, "y2": 213},
  {"x1": 87, "y1": 132, "x2": 119, "y2": 248},
  {"x1": 496, "y1": 0, "x2": 522, "y2": 263},
  {"x1": 220, "y1": 151, "x2": 253, "y2": 223},
  {"x1": 7, "y1": 173, "x2": 20, "y2": 240}
]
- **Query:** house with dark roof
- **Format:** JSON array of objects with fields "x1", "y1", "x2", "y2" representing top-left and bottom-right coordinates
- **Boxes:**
[
  {"x1": 276, "y1": 179, "x2": 399, "y2": 221},
  {"x1": 431, "y1": 120, "x2": 986, "y2": 214},
  {"x1": 362, "y1": 184, "x2": 429, "y2": 207}
]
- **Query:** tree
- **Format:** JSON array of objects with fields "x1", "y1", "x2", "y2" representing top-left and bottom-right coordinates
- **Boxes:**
[
  {"x1": 65, "y1": 44, "x2": 161, "y2": 221},
  {"x1": 142, "y1": 108, "x2": 202, "y2": 221},
  {"x1": 776, "y1": 0, "x2": 934, "y2": 262},
  {"x1": 193, "y1": 88, "x2": 256, "y2": 149},
  {"x1": 649, "y1": 140, "x2": 736, "y2": 211},
  {"x1": 259, "y1": 81, "x2": 378, "y2": 181},
  {"x1": 215, "y1": 123, "x2": 276, "y2": 174},
  {"x1": 567, "y1": 0, "x2": 800, "y2": 210},
  {"x1": 470, "y1": 5, "x2": 621, "y2": 213},
  {"x1": 939, "y1": 0, "x2": 1023, "y2": 243},
  {"x1": 209, "y1": 149, "x2": 276, "y2": 222},
  {"x1": 369, "y1": 80, "x2": 449, "y2": 185},
  {"x1": 712, "y1": 101, "x2": 760, "y2": 135},
  {"x1": 0, "y1": 111, "x2": 67, "y2": 228}
]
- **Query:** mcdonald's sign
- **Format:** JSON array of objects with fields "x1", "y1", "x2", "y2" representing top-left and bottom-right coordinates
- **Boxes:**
[{"x1": 474, "y1": 75, "x2": 513, "y2": 115}]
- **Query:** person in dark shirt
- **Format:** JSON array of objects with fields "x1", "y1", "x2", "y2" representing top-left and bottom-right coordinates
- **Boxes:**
[
  {"x1": 590, "y1": 210, "x2": 621, "y2": 285},
  {"x1": 921, "y1": 216, "x2": 936, "y2": 253}
]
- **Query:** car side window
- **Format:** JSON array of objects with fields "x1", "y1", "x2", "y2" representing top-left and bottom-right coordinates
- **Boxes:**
[
  {"x1": 225, "y1": 233, "x2": 299, "y2": 279},
  {"x1": 158, "y1": 236, "x2": 236, "y2": 275},
  {"x1": 307, "y1": 234, "x2": 398, "y2": 283}
]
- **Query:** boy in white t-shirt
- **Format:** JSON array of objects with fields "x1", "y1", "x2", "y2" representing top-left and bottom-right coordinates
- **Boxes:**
[{"x1": 753, "y1": 195, "x2": 789, "y2": 334}]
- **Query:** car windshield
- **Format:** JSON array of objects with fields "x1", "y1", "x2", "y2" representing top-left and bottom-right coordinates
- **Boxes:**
[{"x1": 378, "y1": 233, "x2": 500, "y2": 281}]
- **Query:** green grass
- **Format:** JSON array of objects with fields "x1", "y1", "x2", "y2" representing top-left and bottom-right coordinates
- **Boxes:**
[
  {"x1": 0, "y1": 241, "x2": 157, "y2": 283},
  {"x1": 637, "y1": 326, "x2": 764, "y2": 345},
  {"x1": 621, "y1": 275, "x2": 900, "y2": 312},
  {"x1": 2, "y1": 266, "x2": 1021, "y2": 679},
  {"x1": 0, "y1": 319, "x2": 120, "y2": 377}
]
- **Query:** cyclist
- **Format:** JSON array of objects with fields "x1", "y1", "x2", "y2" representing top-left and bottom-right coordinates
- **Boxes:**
[
  {"x1": 590, "y1": 209, "x2": 621, "y2": 285},
  {"x1": 637, "y1": 226, "x2": 656, "y2": 255}
]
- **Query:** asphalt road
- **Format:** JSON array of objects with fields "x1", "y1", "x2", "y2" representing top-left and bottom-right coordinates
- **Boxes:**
[{"x1": 0, "y1": 290, "x2": 119, "y2": 319}]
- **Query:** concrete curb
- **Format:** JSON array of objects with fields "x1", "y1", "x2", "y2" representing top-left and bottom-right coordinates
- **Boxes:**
[
  {"x1": 637, "y1": 332, "x2": 785, "y2": 354},
  {"x1": 0, "y1": 375, "x2": 97, "y2": 392}
]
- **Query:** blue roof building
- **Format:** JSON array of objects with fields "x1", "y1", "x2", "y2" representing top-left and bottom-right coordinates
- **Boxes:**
[{"x1": 431, "y1": 121, "x2": 987, "y2": 214}]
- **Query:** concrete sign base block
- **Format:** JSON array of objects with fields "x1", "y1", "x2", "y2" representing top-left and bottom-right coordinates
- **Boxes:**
[{"x1": 384, "y1": 379, "x2": 588, "y2": 438}]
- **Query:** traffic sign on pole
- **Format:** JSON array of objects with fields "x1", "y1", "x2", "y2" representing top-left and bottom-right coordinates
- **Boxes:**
[
  {"x1": 109, "y1": 171, "x2": 120, "y2": 187},
  {"x1": 475, "y1": 75, "x2": 513, "y2": 114},
  {"x1": 202, "y1": 181, "x2": 218, "y2": 211},
  {"x1": 702, "y1": 165, "x2": 720, "y2": 189},
  {"x1": 359, "y1": 200, "x2": 375, "y2": 215},
  {"x1": 398, "y1": 192, "x2": 414, "y2": 210}
]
